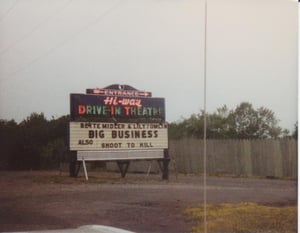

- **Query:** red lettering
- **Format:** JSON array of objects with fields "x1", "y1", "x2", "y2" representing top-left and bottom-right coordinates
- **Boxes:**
[
  {"x1": 104, "y1": 97, "x2": 113, "y2": 105},
  {"x1": 136, "y1": 99, "x2": 142, "y2": 107},
  {"x1": 104, "y1": 97, "x2": 142, "y2": 107},
  {"x1": 124, "y1": 106, "x2": 130, "y2": 116},
  {"x1": 113, "y1": 97, "x2": 118, "y2": 105},
  {"x1": 78, "y1": 105, "x2": 86, "y2": 114},
  {"x1": 111, "y1": 106, "x2": 115, "y2": 116},
  {"x1": 129, "y1": 99, "x2": 135, "y2": 105}
]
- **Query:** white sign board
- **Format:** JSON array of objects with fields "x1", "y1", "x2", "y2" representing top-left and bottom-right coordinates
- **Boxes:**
[
  {"x1": 69, "y1": 122, "x2": 168, "y2": 151},
  {"x1": 77, "y1": 150, "x2": 165, "y2": 161}
]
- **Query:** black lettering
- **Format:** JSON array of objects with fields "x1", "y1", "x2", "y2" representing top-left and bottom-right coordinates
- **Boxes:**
[
  {"x1": 101, "y1": 142, "x2": 122, "y2": 148},
  {"x1": 89, "y1": 130, "x2": 105, "y2": 138},
  {"x1": 142, "y1": 130, "x2": 147, "y2": 138},
  {"x1": 134, "y1": 131, "x2": 140, "y2": 138},
  {"x1": 139, "y1": 142, "x2": 153, "y2": 148},
  {"x1": 118, "y1": 131, "x2": 123, "y2": 138},
  {"x1": 88, "y1": 130, "x2": 94, "y2": 138},
  {"x1": 99, "y1": 130, "x2": 104, "y2": 138},
  {"x1": 78, "y1": 140, "x2": 93, "y2": 145}
]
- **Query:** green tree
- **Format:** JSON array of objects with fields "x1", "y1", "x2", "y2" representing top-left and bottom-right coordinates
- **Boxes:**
[
  {"x1": 0, "y1": 113, "x2": 71, "y2": 170},
  {"x1": 230, "y1": 102, "x2": 282, "y2": 139},
  {"x1": 17, "y1": 112, "x2": 49, "y2": 169},
  {"x1": 168, "y1": 102, "x2": 285, "y2": 139},
  {"x1": 40, "y1": 115, "x2": 71, "y2": 169},
  {"x1": 292, "y1": 122, "x2": 298, "y2": 139},
  {"x1": 168, "y1": 113, "x2": 204, "y2": 139},
  {"x1": 0, "y1": 119, "x2": 19, "y2": 169},
  {"x1": 207, "y1": 105, "x2": 234, "y2": 139},
  {"x1": 40, "y1": 138, "x2": 69, "y2": 169},
  {"x1": 48, "y1": 115, "x2": 70, "y2": 143}
]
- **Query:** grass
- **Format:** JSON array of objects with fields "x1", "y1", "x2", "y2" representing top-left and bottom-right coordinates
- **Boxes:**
[{"x1": 185, "y1": 203, "x2": 297, "y2": 233}]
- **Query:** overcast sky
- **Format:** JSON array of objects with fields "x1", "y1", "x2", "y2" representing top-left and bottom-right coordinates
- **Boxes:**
[{"x1": 0, "y1": 0, "x2": 298, "y2": 131}]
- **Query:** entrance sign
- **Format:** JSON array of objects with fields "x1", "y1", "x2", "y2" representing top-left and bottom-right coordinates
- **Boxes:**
[
  {"x1": 86, "y1": 84, "x2": 152, "y2": 97},
  {"x1": 69, "y1": 84, "x2": 169, "y2": 180},
  {"x1": 86, "y1": 88, "x2": 152, "y2": 97},
  {"x1": 69, "y1": 122, "x2": 168, "y2": 151}
]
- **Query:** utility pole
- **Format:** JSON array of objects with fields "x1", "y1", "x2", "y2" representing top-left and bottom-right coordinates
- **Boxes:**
[{"x1": 203, "y1": 0, "x2": 208, "y2": 233}]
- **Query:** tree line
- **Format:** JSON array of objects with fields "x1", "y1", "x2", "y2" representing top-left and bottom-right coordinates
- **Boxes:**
[
  {"x1": 0, "y1": 102, "x2": 297, "y2": 170},
  {"x1": 169, "y1": 102, "x2": 297, "y2": 139},
  {"x1": 0, "y1": 113, "x2": 71, "y2": 170}
]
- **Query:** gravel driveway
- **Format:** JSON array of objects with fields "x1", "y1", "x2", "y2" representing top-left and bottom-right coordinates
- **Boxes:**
[{"x1": 0, "y1": 171, "x2": 296, "y2": 233}]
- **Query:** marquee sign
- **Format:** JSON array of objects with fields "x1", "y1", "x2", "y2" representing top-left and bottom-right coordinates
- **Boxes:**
[
  {"x1": 69, "y1": 84, "x2": 169, "y2": 180},
  {"x1": 70, "y1": 94, "x2": 165, "y2": 120},
  {"x1": 69, "y1": 122, "x2": 168, "y2": 151}
]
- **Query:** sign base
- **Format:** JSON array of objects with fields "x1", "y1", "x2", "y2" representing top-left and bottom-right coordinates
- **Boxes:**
[{"x1": 69, "y1": 150, "x2": 169, "y2": 180}]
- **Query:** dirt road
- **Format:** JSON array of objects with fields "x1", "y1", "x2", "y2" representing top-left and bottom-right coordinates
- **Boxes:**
[{"x1": 0, "y1": 171, "x2": 297, "y2": 233}]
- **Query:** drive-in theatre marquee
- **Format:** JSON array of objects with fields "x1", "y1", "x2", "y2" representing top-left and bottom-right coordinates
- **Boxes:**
[
  {"x1": 69, "y1": 84, "x2": 169, "y2": 180},
  {"x1": 70, "y1": 94, "x2": 165, "y2": 120}
]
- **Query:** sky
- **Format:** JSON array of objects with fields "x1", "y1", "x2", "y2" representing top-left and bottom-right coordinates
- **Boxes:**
[{"x1": 0, "y1": 0, "x2": 298, "y2": 132}]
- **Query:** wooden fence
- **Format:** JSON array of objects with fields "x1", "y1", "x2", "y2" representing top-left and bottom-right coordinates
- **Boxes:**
[{"x1": 106, "y1": 139, "x2": 297, "y2": 178}]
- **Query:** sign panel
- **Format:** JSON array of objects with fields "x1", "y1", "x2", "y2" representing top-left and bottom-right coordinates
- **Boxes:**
[
  {"x1": 70, "y1": 94, "x2": 165, "y2": 120},
  {"x1": 69, "y1": 122, "x2": 168, "y2": 151},
  {"x1": 77, "y1": 150, "x2": 164, "y2": 161}
]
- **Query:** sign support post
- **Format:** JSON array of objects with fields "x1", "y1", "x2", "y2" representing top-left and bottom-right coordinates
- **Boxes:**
[
  {"x1": 82, "y1": 158, "x2": 88, "y2": 181},
  {"x1": 162, "y1": 150, "x2": 170, "y2": 180},
  {"x1": 117, "y1": 161, "x2": 131, "y2": 178}
]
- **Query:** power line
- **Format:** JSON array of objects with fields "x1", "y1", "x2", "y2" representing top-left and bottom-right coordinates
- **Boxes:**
[
  {"x1": 4, "y1": 0, "x2": 123, "y2": 78},
  {"x1": 0, "y1": 0, "x2": 73, "y2": 55}
]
